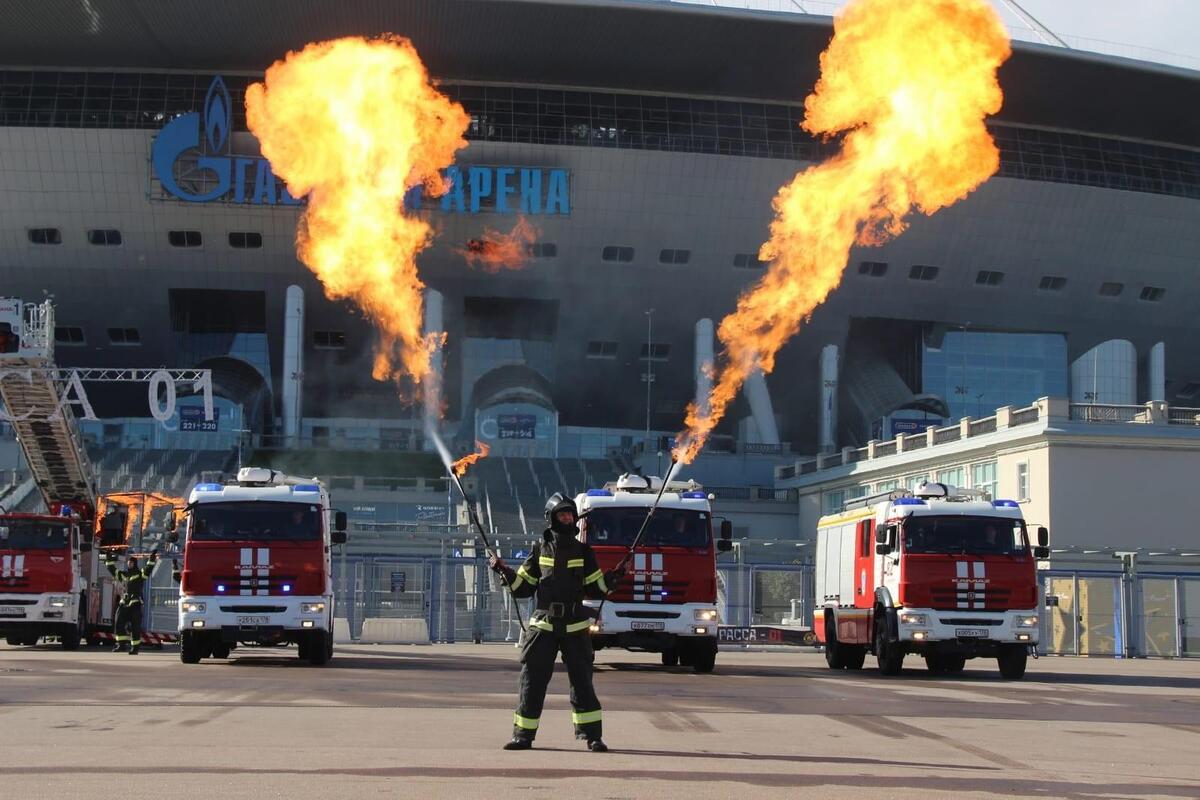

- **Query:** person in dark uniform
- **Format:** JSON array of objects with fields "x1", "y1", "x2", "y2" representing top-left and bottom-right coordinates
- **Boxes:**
[
  {"x1": 490, "y1": 493, "x2": 625, "y2": 752},
  {"x1": 105, "y1": 550, "x2": 158, "y2": 654}
]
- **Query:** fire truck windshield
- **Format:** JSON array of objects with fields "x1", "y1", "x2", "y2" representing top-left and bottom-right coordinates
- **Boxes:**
[
  {"x1": 0, "y1": 519, "x2": 70, "y2": 549},
  {"x1": 190, "y1": 502, "x2": 321, "y2": 542},
  {"x1": 584, "y1": 508, "x2": 709, "y2": 548},
  {"x1": 902, "y1": 516, "x2": 1027, "y2": 556}
]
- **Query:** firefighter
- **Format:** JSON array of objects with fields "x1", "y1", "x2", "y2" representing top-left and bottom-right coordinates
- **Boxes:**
[
  {"x1": 104, "y1": 550, "x2": 158, "y2": 654},
  {"x1": 490, "y1": 493, "x2": 625, "y2": 752}
]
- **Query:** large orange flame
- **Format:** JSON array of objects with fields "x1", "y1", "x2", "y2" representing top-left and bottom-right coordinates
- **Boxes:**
[
  {"x1": 452, "y1": 440, "x2": 491, "y2": 477},
  {"x1": 673, "y1": 0, "x2": 1009, "y2": 463},
  {"x1": 457, "y1": 217, "x2": 540, "y2": 273},
  {"x1": 246, "y1": 36, "x2": 470, "y2": 389}
]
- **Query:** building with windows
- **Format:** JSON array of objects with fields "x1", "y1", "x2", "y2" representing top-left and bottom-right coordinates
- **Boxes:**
[{"x1": 0, "y1": 1, "x2": 1198, "y2": 476}]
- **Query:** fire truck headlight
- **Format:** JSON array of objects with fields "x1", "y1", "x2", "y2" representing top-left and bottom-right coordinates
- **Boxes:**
[
  {"x1": 181, "y1": 600, "x2": 206, "y2": 613},
  {"x1": 588, "y1": 624, "x2": 601, "y2": 633},
  {"x1": 899, "y1": 612, "x2": 927, "y2": 626},
  {"x1": 191, "y1": 620, "x2": 205, "y2": 628},
  {"x1": 911, "y1": 630, "x2": 929, "y2": 640},
  {"x1": 47, "y1": 596, "x2": 71, "y2": 608},
  {"x1": 694, "y1": 608, "x2": 718, "y2": 621},
  {"x1": 1014, "y1": 615, "x2": 1039, "y2": 628},
  {"x1": 301, "y1": 602, "x2": 325, "y2": 614},
  {"x1": 693, "y1": 626, "x2": 709, "y2": 635}
]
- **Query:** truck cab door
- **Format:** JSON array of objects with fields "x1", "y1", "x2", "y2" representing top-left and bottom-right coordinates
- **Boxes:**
[{"x1": 878, "y1": 523, "x2": 901, "y2": 602}]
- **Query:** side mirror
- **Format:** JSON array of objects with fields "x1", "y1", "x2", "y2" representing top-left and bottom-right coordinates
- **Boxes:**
[
  {"x1": 1033, "y1": 546, "x2": 1050, "y2": 559},
  {"x1": 719, "y1": 519, "x2": 732, "y2": 541},
  {"x1": 717, "y1": 539, "x2": 733, "y2": 552},
  {"x1": 875, "y1": 525, "x2": 894, "y2": 555},
  {"x1": 335, "y1": 511, "x2": 347, "y2": 533},
  {"x1": 1037, "y1": 526, "x2": 1049, "y2": 548},
  {"x1": 330, "y1": 530, "x2": 348, "y2": 545}
]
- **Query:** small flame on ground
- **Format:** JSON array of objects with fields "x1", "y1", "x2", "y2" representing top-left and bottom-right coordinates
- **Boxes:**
[
  {"x1": 246, "y1": 36, "x2": 469, "y2": 392},
  {"x1": 673, "y1": 0, "x2": 1009, "y2": 463},
  {"x1": 457, "y1": 217, "x2": 540, "y2": 272},
  {"x1": 452, "y1": 441, "x2": 491, "y2": 477}
]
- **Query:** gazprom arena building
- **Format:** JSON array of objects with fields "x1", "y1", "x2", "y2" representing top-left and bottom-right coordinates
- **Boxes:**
[{"x1": 1, "y1": 0, "x2": 1198, "y2": 460}]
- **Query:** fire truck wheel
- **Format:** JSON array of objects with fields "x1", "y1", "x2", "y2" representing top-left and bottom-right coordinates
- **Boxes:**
[
  {"x1": 874, "y1": 619, "x2": 904, "y2": 676},
  {"x1": 941, "y1": 655, "x2": 966, "y2": 673},
  {"x1": 180, "y1": 631, "x2": 204, "y2": 664},
  {"x1": 4, "y1": 636, "x2": 19, "y2": 646},
  {"x1": 691, "y1": 640, "x2": 717, "y2": 674},
  {"x1": 21, "y1": 634, "x2": 39, "y2": 646},
  {"x1": 307, "y1": 631, "x2": 332, "y2": 666},
  {"x1": 661, "y1": 649, "x2": 679, "y2": 667},
  {"x1": 60, "y1": 624, "x2": 81, "y2": 651},
  {"x1": 997, "y1": 645, "x2": 1028, "y2": 680},
  {"x1": 211, "y1": 643, "x2": 231, "y2": 659}
]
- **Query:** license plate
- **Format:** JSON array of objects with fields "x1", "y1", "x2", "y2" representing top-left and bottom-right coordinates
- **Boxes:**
[
  {"x1": 0, "y1": 606, "x2": 23, "y2": 616},
  {"x1": 630, "y1": 621, "x2": 664, "y2": 631},
  {"x1": 237, "y1": 616, "x2": 269, "y2": 625},
  {"x1": 955, "y1": 628, "x2": 988, "y2": 638}
]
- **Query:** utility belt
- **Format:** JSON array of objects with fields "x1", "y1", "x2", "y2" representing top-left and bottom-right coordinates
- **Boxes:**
[{"x1": 535, "y1": 601, "x2": 596, "y2": 620}]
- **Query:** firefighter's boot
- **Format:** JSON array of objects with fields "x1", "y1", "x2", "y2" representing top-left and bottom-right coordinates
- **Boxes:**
[
  {"x1": 112, "y1": 641, "x2": 127, "y2": 653},
  {"x1": 502, "y1": 737, "x2": 533, "y2": 751},
  {"x1": 128, "y1": 643, "x2": 141, "y2": 655},
  {"x1": 587, "y1": 739, "x2": 609, "y2": 752}
]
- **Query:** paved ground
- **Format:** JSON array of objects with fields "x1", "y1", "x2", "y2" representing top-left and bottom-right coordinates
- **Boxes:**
[{"x1": 1, "y1": 642, "x2": 1198, "y2": 799}]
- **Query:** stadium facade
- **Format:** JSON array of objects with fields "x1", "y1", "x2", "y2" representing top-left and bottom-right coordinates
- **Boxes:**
[{"x1": 2, "y1": 0, "x2": 1199, "y2": 460}]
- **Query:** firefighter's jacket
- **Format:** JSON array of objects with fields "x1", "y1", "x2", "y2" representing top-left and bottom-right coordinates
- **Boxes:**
[
  {"x1": 499, "y1": 532, "x2": 614, "y2": 635},
  {"x1": 105, "y1": 554, "x2": 157, "y2": 608}
]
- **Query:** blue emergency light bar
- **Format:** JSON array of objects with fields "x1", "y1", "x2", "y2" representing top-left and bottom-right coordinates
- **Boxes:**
[
  {"x1": 992, "y1": 499, "x2": 1020, "y2": 508},
  {"x1": 893, "y1": 497, "x2": 926, "y2": 506},
  {"x1": 194, "y1": 483, "x2": 222, "y2": 492},
  {"x1": 681, "y1": 491, "x2": 707, "y2": 499},
  {"x1": 293, "y1": 484, "x2": 320, "y2": 492},
  {"x1": 586, "y1": 489, "x2": 612, "y2": 496}
]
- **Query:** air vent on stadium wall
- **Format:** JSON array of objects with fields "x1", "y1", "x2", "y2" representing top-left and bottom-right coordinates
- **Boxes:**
[
  {"x1": 1139, "y1": 286, "x2": 1165, "y2": 302},
  {"x1": 586, "y1": 341, "x2": 618, "y2": 359},
  {"x1": 733, "y1": 253, "x2": 767, "y2": 269},
  {"x1": 528, "y1": 243, "x2": 557, "y2": 258},
  {"x1": 229, "y1": 231, "x2": 263, "y2": 249},
  {"x1": 639, "y1": 343, "x2": 670, "y2": 362},
  {"x1": 54, "y1": 326, "x2": 85, "y2": 345},
  {"x1": 1098, "y1": 282, "x2": 1124, "y2": 297},
  {"x1": 1038, "y1": 275, "x2": 1067, "y2": 291},
  {"x1": 858, "y1": 261, "x2": 888, "y2": 277},
  {"x1": 601, "y1": 246, "x2": 634, "y2": 263},
  {"x1": 313, "y1": 331, "x2": 346, "y2": 350},
  {"x1": 27, "y1": 228, "x2": 62, "y2": 245},
  {"x1": 107, "y1": 328, "x2": 141, "y2": 345},
  {"x1": 975, "y1": 270, "x2": 1004, "y2": 287},
  {"x1": 908, "y1": 264, "x2": 939, "y2": 281},
  {"x1": 658, "y1": 249, "x2": 690, "y2": 265},
  {"x1": 168, "y1": 230, "x2": 202, "y2": 248},
  {"x1": 87, "y1": 229, "x2": 122, "y2": 246}
]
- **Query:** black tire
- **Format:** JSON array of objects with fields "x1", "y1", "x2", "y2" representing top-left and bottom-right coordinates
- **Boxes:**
[
  {"x1": 21, "y1": 635, "x2": 39, "y2": 647},
  {"x1": 211, "y1": 643, "x2": 231, "y2": 659},
  {"x1": 843, "y1": 646, "x2": 867, "y2": 670},
  {"x1": 60, "y1": 624, "x2": 81, "y2": 651},
  {"x1": 180, "y1": 631, "x2": 203, "y2": 664},
  {"x1": 691, "y1": 639, "x2": 716, "y2": 674},
  {"x1": 875, "y1": 616, "x2": 904, "y2": 676},
  {"x1": 5, "y1": 636, "x2": 20, "y2": 646},
  {"x1": 941, "y1": 655, "x2": 966, "y2": 674},
  {"x1": 307, "y1": 631, "x2": 331, "y2": 666},
  {"x1": 997, "y1": 645, "x2": 1028, "y2": 680},
  {"x1": 825, "y1": 618, "x2": 846, "y2": 669},
  {"x1": 661, "y1": 649, "x2": 679, "y2": 667}
]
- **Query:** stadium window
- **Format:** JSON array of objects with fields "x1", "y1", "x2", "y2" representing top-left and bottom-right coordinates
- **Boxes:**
[
  {"x1": 733, "y1": 253, "x2": 766, "y2": 269},
  {"x1": 28, "y1": 228, "x2": 62, "y2": 245},
  {"x1": 527, "y1": 242, "x2": 557, "y2": 259},
  {"x1": 53, "y1": 326, "x2": 85, "y2": 345},
  {"x1": 639, "y1": 342, "x2": 670, "y2": 362},
  {"x1": 585, "y1": 340, "x2": 618, "y2": 359},
  {"x1": 1038, "y1": 275, "x2": 1067, "y2": 291},
  {"x1": 228, "y1": 231, "x2": 263, "y2": 249},
  {"x1": 106, "y1": 327, "x2": 141, "y2": 345},
  {"x1": 1098, "y1": 281, "x2": 1124, "y2": 297},
  {"x1": 858, "y1": 261, "x2": 888, "y2": 277},
  {"x1": 658, "y1": 249, "x2": 691, "y2": 265},
  {"x1": 1139, "y1": 286, "x2": 1165, "y2": 302},
  {"x1": 87, "y1": 229, "x2": 122, "y2": 246},
  {"x1": 312, "y1": 330, "x2": 346, "y2": 350},
  {"x1": 975, "y1": 270, "x2": 1004, "y2": 287},
  {"x1": 601, "y1": 245, "x2": 634, "y2": 263},
  {"x1": 168, "y1": 230, "x2": 202, "y2": 248},
  {"x1": 908, "y1": 264, "x2": 939, "y2": 281}
]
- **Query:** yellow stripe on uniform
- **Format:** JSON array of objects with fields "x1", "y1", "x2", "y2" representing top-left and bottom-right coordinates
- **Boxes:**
[
  {"x1": 516, "y1": 566, "x2": 539, "y2": 585},
  {"x1": 572, "y1": 709, "x2": 602, "y2": 725},
  {"x1": 530, "y1": 618, "x2": 554, "y2": 632},
  {"x1": 565, "y1": 619, "x2": 593, "y2": 633},
  {"x1": 584, "y1": 569, "x2": 610, "y2": 594},
  {"x1": 513, "y1": 713, "x2": 540, "y2": 730},
  {"x1": 566, "y1": 558, "x2": 585, "y2": 569},
  {"x1": 509, "y1": 574, "x2": 526, "y2": 591},
  {"x1": 538, "y1": 556, "x2": 555, "y2": 568}
]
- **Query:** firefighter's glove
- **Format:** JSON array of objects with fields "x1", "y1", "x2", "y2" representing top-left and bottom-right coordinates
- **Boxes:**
[
  {"x1": 488, "y1": 555, "x2": 508, "y2": 574},
  {"x1": 605, "y1": 566, "x2": 627, "y2": 586}
]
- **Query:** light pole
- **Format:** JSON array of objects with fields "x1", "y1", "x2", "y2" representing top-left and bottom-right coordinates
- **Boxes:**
[{"x1": 643, "y1": 308, "x2": 655, "y2": 450}]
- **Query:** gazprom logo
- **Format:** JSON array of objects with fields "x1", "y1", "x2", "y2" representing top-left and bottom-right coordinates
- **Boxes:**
[
  {"x1": 152, "y1": 75, "x2": 570, "y2": 214},
  {"x1": 151, "y1": 76, "x2": 300, "y2": 206}
]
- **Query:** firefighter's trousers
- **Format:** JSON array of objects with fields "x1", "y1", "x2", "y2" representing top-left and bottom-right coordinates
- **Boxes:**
[
  {"x1": 512, "y1": 629, "x2": 602, "y2": 741},
  {"x1": 114, "y1": 602, "x2": 143, "y2": 649}
]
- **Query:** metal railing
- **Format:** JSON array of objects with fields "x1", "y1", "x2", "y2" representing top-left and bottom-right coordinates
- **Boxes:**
[
  {"x1": 1069, "y1": 404, "x2": 1149, "y2": 423},
  {"x1": 1168, "y1": 407, "x2": 1200, "y2": 426}
]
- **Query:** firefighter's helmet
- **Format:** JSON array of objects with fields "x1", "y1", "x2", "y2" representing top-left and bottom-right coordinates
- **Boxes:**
[{"x1": 543, "y1": 493, "x2": 577, "y2": 524}]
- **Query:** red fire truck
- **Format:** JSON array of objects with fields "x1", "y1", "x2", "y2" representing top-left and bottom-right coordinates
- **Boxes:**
[
  {"x1": 175, "y1": 467, "x2": 347, "y2": 665},
  {"x1": 577, "y1": 474, "x2": 732, "y2": 673},
  {"x1": 814, "y1": 482, "x2": 1048, "y2": 679}
]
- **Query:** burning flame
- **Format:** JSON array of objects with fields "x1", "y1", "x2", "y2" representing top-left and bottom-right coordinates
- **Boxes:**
[
  {"x1": 452, "y1": 441, "x2": 491, "y2": 477},
  {"x1": 457, "y1": 217, "x2": 540, "y2": 272},
  {"x1": 673, "y1": 0, "x2": 1009, "y2": 464},
  {"x1": 246, "y1": 36, "x2": 470, "y2": 389}
]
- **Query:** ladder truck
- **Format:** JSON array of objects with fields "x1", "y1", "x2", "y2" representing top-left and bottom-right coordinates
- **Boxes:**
[{"x1": 0, "y1": 299, "x2": 111, "y2": 648}]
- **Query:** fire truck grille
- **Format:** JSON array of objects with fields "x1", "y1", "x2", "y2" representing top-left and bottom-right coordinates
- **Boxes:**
[
  {"x1": 0, "y1": 598, "x2": 37, "y2": 605},
  {"x1": 938, "y1": 617, "x2": 1003, "y2": 626},
  {"x1": 615, "y1": 610, "x2": 681, "y2": 619},
  {"x1": 612, "y1": 580, "x2": 690, "y2": 603},
  {"x1": 220, "y1": 605, "x2": 288, "y2": 613},
  {"x1": 929, "y1": 587, "x2": 1011, "y2": 610}
]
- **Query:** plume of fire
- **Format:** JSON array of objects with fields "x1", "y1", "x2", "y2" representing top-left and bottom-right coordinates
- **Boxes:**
[
  {"x1": 457, "y1": 216, "x2": 540, "y2": 272},
  {"x1": 452, "y1": 440, "x2": 491, "y2": 477},
  {"x1": 673, "y1": 0, "x2": 1009, "y2": 464},
  {"x1": 96, "y1": 491, "x2": 187, "y2": 551},
  {"x1": 245, "y1": 36, "x2": 470, "y2": 390}
]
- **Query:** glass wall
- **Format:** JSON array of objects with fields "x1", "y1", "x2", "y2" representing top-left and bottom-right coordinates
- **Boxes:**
[{"x1": 924, "y1": 331, "x2": 1068, "y2": 422}]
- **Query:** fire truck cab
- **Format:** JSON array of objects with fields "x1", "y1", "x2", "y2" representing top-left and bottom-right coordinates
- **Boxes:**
[
  {"x1": 176, "y1": 468, "x2": 347, "y2": 665},
  {"x1": 578, "y1": 474, "x2": 732, "y2": 673},
  {"x1": 815, "y1": 482, "x2": 1048, "y2": 679}
]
